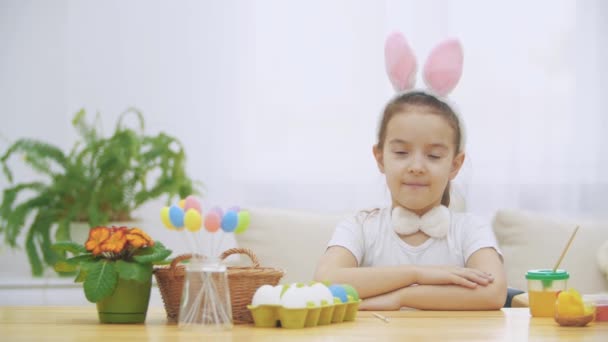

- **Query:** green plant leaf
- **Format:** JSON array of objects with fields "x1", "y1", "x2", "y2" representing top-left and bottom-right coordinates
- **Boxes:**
[
  {"x1": 39, "y1": 216, "x2": 60, "y2": 267},
  {"x1": 0, "y1": 138, "x2": 67, "y2": 178},
  {"x1": 52, "y1": 241, "x2": 87, "y2": 255},
  {"x1": 25, "y1": 227, "x2": 43, "y2": 276},
  {"x1": 0, "y1": 182, "x2": 45, "y2": 219},
  {"x1": 4, "y1": 195, "x2": 47, "y2": 247},
  {"x1": 115, "y1": 260, "x2": 152, "y2": 283},
  {"x1": 54, "y1": 254, "x2": 94, "y2": 272},
  {"x1": 134, "y1": 240, "x2": 166, "y2": 255},
  {"x1": 133, "y1": 244, "x2": 172, "y2": 264},
  {"x1": 116, "y1": 107, "x2": 145, "y2": 133},
  {"x1": 83, "y1": 261, "x2": 117, "y2": 302},
  {"x1": 152, "y1": 240, "x2": 166, "y2": 250},
  {"x1": 54, "y1": 220, "x2": 70, "y2": 242},
  {"x1": 74, "y1": 261, "x2": 95, "y2": 283},
  {"x1": 75, "y1": 268, "x2": 87, "y2": 283},
  {"x1": 54, "y1": 261, "x2": 77, "y2": 273}
]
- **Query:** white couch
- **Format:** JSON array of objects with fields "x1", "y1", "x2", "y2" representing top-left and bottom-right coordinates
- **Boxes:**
[
  {"x1": 2, "y1": 207, "x2": 606, "y2": 306},
  {"x1": 236, "y1": 207, "x2": 608, "y2": 295}
]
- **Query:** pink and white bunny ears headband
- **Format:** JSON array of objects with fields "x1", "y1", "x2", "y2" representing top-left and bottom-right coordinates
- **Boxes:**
[
  {"x1": 384, "y1": 32, "x2": 466, "y2": 151},
  {"x1": 385, "y1": 32, "x2": 463, "y2": 95}
]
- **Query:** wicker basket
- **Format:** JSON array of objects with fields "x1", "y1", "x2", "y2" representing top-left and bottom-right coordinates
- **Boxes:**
[{"x1": 154, "y1": 248, "x2": 285, "y2": 324}]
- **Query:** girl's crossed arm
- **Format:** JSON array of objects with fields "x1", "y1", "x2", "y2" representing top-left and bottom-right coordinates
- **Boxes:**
[
  {"x1": 314, "y1": 246, "x2": 495, "y2": 300},
  {"x1": 358, "y1": 248, "x2": 507, "y2": 310}
]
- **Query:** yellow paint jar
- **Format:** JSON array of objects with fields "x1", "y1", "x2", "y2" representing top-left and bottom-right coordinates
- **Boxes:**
[{"x1": 526, "y1": 269, "x2": 569, "y2": 317}]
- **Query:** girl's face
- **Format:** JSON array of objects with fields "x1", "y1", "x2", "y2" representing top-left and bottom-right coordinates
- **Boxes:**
[{"x1": 373, "y1": 110, "x2": 465, "y2": 216}]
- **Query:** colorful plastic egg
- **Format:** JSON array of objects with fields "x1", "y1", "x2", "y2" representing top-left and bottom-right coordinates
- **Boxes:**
[
  {"x1": 234, "y1": 211, "x2": 251, "y2": 234},
  {"x1": 221, "y1": 211, "x2": 239, "y2": 232},
  {"x1": 328, "y1": 285, "x2": 348, "y2": 303},
  {"x1": 204, "y1": 211, "x2": 221, "y2": 233},
  {"x1": 168, "y1": 205, "x2": 185, "y2": 228},
  {"x1": 342, "y1": 284, "x2": 360, "y2": 302},
  {"x1": 184, "y1": 195, "x2": 202, "y2": 213},
  {"x1": 184, "y1": 208, "x2": 202, "y2": 232},
  {"x1": 160, "y1": 206, "x2": 176, "y2": 230}
]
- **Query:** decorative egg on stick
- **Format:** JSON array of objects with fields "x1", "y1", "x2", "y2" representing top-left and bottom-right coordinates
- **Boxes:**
[
  {"x1": 162, "y1": 200, "x2": 251, "y2": 258},
  {"x1": 205, "y1": 206, "x2": 251, "y2": 258},
  {"x1": 234, "y1": 211, "x2": 251, "y2": 234},
  {"x1": 184, "y1": 209, "x2": 202, "y2": 231},
  {"x1": 168, "y1": 205, "x2": 185, "y2": 229},
  {"x1": 184, "y1": 195, "x2": 202, "y2": 213},
  {"x1": 221, "y1": 210, "x2": 239, "y2": 233},
  {"x1": 160, "y1": 206, "x2": 175, "y2": 231},
  {"x1": 160, "y1": 196, "x2": 203, "y2": 253}
]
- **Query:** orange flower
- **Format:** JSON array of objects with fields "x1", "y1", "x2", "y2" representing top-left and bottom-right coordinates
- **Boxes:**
[
  {"x1": 126, "y1": 228, "x2": 154, "y2": 248},
  {"x1": 100, "y1": 228, "x2": 128, "y2": 254},
  {"x1": 111, "y1": 226, "x2": 128, "y2": 234},
  {"x1": 85, "y1": 227, "x2": 111, "y2": 256}
]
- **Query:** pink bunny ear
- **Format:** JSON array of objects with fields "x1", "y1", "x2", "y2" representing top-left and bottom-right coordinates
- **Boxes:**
[
  {"x1": 385, "y1": 32, "x2": 417, "y2": 92},
  {"x1": 423, "y1": 39, "x2": 463, "y2": 96}
]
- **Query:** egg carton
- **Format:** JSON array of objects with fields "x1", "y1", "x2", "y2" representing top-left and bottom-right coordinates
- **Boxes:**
[{"x1": 247, "y1": 299, "x2": 361, "y2": 328}]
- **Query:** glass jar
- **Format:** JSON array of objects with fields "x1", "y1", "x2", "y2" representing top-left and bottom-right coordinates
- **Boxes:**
[{"x1": 178, "y1": 257, "x2": 233, "y2": 329}]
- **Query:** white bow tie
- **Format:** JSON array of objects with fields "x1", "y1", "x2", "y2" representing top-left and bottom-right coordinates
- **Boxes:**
[{"x1": 391, "y1": 205, "x2": 450, "y2": 238}]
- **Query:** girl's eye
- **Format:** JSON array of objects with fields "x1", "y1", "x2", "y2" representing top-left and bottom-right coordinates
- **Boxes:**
[
  {"x1": 395, "y1": 151, "x2": 408, "y2": 155},
  {"x1": 428, "y1": 155, "x2": 441, "y2": 160}
]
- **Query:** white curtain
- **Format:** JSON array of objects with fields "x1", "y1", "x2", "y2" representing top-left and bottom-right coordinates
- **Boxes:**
[{"x1": 1, "y1": 0, "x2": 606, "y2": 222}]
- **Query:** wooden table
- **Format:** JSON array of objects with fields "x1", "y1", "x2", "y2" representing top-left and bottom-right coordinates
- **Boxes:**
[{"x1": 1, "y1": 306, "x2": 606, "y2": 341}]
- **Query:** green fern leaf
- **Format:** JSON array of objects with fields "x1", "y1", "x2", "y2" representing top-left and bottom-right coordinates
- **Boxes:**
[
  {"x1": 54, "y1": 220, "x2": 70, "y2": 242},
  {"x1": 116, "y1": 107, "x2": 145, "y2": 132},
  {"x1": 4, "y1": 192, "x2": 53, "y2": 246},
  {"x1": 25, "y1": 228, "x2": 43, "y2": 276},
  {"x1": 36, "y1": 213, "x2": 60, "y2": 267},
  {"x1": 0, "y1": 182, "x2": 45, "y2": 221},
  {"x1": 1, "y1": 139, "x2": 67, "y2": 175}
]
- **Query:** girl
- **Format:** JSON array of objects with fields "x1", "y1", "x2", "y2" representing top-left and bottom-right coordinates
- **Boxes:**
[{"x1": 314, "y1": 33, "x2": 506, "y2": 311}]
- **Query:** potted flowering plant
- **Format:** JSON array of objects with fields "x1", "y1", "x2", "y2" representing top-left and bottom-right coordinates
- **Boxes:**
[{"x1": 52, "y1": 226, "x2": 172, "y2": 323}]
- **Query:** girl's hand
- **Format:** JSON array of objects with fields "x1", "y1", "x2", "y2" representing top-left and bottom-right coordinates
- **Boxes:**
[{"x1": 414, "y1": 265, "x2": 494, "y2": 288}]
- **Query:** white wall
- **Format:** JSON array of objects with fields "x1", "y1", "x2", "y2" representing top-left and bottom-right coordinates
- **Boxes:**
[{"x1": 0, "y1": 0, "x2": 606, "y2": 301}]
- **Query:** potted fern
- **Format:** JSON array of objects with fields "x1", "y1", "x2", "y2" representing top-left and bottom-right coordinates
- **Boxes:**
[{"x1": 0, "y1": 108, "x2": 200, "y2": 276}]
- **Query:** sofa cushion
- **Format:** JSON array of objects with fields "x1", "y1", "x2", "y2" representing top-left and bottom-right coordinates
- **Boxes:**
[
  {"x1": 493, "y1": 210, "x2": 608, "y2": 294},
  {"x1": 235, "y1": 207, "x2": 343, "y2": 283}
]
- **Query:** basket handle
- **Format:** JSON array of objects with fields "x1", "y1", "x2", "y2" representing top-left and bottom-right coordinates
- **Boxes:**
[
  {"x1": 220, "y1": 248, "x2": 260, "y2": 268},
  {"x1": 168, "y1": 253, "x2": 205, "y2": 277}
]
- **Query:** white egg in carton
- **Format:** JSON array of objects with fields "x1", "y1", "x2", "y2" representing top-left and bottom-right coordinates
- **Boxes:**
[{"x1": 247, "y1": 282, "x2": 361, "y2": 328}]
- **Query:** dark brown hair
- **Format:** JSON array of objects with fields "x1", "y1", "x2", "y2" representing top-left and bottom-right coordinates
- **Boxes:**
[{"x1": 376, "y1": 91, "x2": 462, "y2": 206}]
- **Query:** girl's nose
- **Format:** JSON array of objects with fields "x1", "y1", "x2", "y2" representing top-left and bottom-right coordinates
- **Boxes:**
[{"x1": 407, "y1": 156, "x2": 425, "y2": 175}]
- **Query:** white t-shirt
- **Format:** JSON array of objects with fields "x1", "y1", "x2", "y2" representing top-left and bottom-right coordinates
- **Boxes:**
[{"x1": 327, "y1": 207, "x2": 501, "y2": 267}]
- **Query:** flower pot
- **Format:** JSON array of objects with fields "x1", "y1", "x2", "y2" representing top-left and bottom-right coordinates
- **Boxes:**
[{"x1": 96, "y1": 276, "x2": 152, "y2": 324}]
